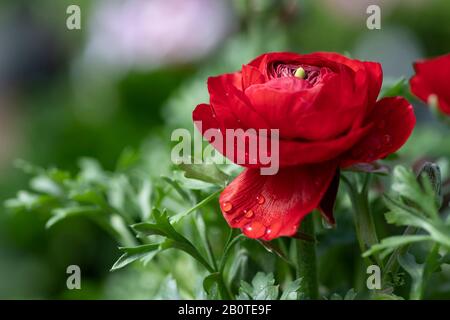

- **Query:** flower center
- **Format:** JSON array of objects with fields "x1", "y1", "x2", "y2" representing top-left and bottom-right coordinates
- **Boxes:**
[{"x1": 269, "y1": 62, "x2": 324, "y2": 85}]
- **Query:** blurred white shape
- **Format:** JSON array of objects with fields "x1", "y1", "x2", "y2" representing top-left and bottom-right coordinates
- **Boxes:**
[{"x1": 84, "y1": 0, "x2": 234, "y2": 71}]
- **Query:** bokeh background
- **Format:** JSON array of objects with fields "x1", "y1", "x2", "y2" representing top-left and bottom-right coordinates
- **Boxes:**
[{"x1": 1, "y1": 0, "x2": 450, "y2": 299}]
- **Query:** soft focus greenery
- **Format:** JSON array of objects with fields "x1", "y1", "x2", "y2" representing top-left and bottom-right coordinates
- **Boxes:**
[{"x1": 1, "y1": 0, "x2": 450, "y2": 299}]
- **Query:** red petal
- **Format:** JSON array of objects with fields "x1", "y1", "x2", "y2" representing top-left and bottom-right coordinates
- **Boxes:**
[
  {"x1": 410, "y1": 54, "x2": 450, "y2": 115},
  {"x1": 193, "y1": 102, "x2": 371, "y2": 167},
  {"x1": 207, "y1": 74, "x2": 270, "y2": 130},
  {"x1": 278, "y1": 124, "x2": 371, "y2": 166},
  {"x1": 318, "y1": 169, "x2": 340, "y2": 226},
  {"x1": 241, "y1": 64, "x2": 265, "y2": 90},
  {"x1": 341, "y1": 97, "x2": 416, "y2": 167},
  {"x1": 364, "y1": 61, "x2": 383, "y2": 107},
  {"x1": 219, "y1": 162, "x2": 338, "y2": 240}
]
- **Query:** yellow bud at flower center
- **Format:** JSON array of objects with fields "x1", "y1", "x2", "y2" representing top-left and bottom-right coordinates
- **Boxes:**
[{"x1": 294, "y1": 67, "x2": 306, "y2": 79}]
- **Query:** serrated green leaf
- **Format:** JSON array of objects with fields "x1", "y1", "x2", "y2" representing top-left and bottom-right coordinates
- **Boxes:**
[
  {"x1": 280, "y1": 278, "x2": 302, "y2": 300},
  {"x1": 237, "y1": 272, "x2": 279, "y2": 300},
  {"x1": 161, "y1": 176, "x2": 193, "y2": 203},
  {"x1": 133, "y1": 209, "x2": 185, "y2": 242},
  {"x1": 111, "y1": 243, "x2": 161, "y2": 271}
]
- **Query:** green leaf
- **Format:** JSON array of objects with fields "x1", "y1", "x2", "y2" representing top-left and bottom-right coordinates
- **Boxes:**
[
  {"x1": 280, "y1": 278, "x2": 302, "y2": 300},
  {"x1": 170, "y1": 188, "x2": 222, "y2": 223},
  {"x1": 379, "y1": 77, "x2": 408, "y2": 98},
  {"x1": 161, "y1": 176, "x2": 193, "y2": 203},
  {"x1": 133, "y1": 209, "x2": 214, "y2": 272},
  {"x1": 372, "y1": 293, "x2": 405, "y2": 300},
  {"x1": 5, "y1": 191, "x2": 55, "y2": 211},
  {"x1": 46, "y1": 206, "x2": 103, "y2": 228},
  {"x1": 237, "y1": 272, "x2": 279, "y2": 300},
  {"x1": 160, "y1": 239, "x2": 213, "y2": 273},
  {"x1": 116, "y1": 147, "x2": 140, "y2": 171},
  {"x1": 344, "y1": 288, "x2": 358, "y2": 300},
  {"x1": 68, "y1": 188, "x2": 107, "y2": 207},
  {"x1": 133, "y1": 209, "x2": 186, "y2": 242},
  {"x1": 363, "y1": 235, "x2": 433, "y2": 259},
  {"x1": 137, "y1": 180, "x2": 152, "y2": 221},
  {"x1": 398, "y1": 253, "x2": 424, "y2": 299},
  {"x1": 178, "y1": 162, "x2": 229, "y2": 186},
  {"x1": 110, "y1": 243, "x2": 160, "y2": 271},
  {"x1": 78, "y1": 158, "x2": 108, "y2": 183},
  {"x1": 203, "y1": 273, "x2": 221, "y2": 298},
  {"x1": 30, "y1": 175, "x2": 63, "y2": 196}
]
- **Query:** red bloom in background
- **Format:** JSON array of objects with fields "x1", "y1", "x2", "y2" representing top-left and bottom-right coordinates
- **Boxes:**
[
  {"x1": 193, "y1": 52, "x2": 415, "y2": 240},
  {"x1": 410, "y1": 53, "x2": 450, "y2": 115}
]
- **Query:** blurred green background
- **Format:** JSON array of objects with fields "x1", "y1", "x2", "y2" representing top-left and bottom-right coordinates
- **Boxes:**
[{"x1": 1, "y1": 0, "x2": 450, "y2": 299}]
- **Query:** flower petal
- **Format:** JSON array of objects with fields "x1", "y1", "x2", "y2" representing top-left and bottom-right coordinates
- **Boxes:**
[
  {"x1": 219, "y1": 162, "x2": 338, "y2": 240},
  {"x1": 318, "y1": 169, "x2": 340, "y2": 226},
  {"x1": 341, "y1": 97, "x2": 416, "y2": 167},
  {"x1": 410, "y1": 54, "x2": 450, "y2": 115},
  {"x1": 241, "y1": 64, "x2": 265, "y2": 90},
  {"x1": 208, "y1": 74, "x2": 270, "y2": 130}
]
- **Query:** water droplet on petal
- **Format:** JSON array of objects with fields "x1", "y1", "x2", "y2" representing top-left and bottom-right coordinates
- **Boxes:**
[
  {"x1": 382, "y1": 134, "x2": 391, "y2": 144},
  {"x1": 222, "y1": 202, "x2": 233, "y2": 213},
  {"x1": 264, "y1": 221, "x2": 282, "y2": 240},
  {"x1": 244, "y1": 209, "x2": 254, "y2": 218},
  {"x1": 256, "y1": 195, "x2": 265, "y2": 205},
  {"x1": 243, "y1": 221, "x2": 266, "y2": 238},
  {"x1": 231, "y1": 216, "x2": 242, "y2": 224}
]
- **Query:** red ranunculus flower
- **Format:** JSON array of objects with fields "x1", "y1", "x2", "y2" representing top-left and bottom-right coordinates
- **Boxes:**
[
  {"x1": 410, "y1": 53, "x2": 450, "y2": 115},
  {"x1": 193, "y1": 52, "x2": 415, "y2": 240}
]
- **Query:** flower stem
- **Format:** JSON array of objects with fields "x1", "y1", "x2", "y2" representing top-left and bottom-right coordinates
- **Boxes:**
[
  {"x1": 342, "y1": 174, "x2": 380, "y2": 266},
  {"x1": 295, "y1": 214, "x2": 319, "y2": 300}
]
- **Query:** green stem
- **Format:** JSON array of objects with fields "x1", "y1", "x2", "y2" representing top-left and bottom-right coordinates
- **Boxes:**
[
  {"x1": 342, "y1": 174, "x2": 380, "y2": 266},
  {"x1": 295, "y1": 214, "x2": 319, "y2": 300},
  {"x1": 411, "y1": 244, "x2": 440, "y2": 300},
  {"x1": 382, "y1": 225, "x2": 417, "y2": 289}
]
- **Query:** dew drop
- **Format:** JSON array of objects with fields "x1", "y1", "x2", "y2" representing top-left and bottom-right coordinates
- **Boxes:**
[
  {"x1": 222, "y1": 202, "x2": 233, "y2": 213},
  {"x1": 243, "y1": 221, "x2": 266, "y2": 238},
  {"x1": 264, "y1": 221, "x2": 282, "y2": 240},
  {"x1": 244, "y1": 209, "x2": 254, "y2": 218},
  {"x1": 382, "y1": 134, "x2": 391, "y2": 144},
  {"x1": 256, "y1": 195, "x2": 265, "y2": 205}
]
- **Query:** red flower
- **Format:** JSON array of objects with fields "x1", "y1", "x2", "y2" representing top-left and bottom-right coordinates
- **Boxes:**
[
  {"x1": 193, "y1": 52, "x2": 415, "y2": 240},
  {"x1": 410, "y1": 53, "x2": 450, "y2": 115}
]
